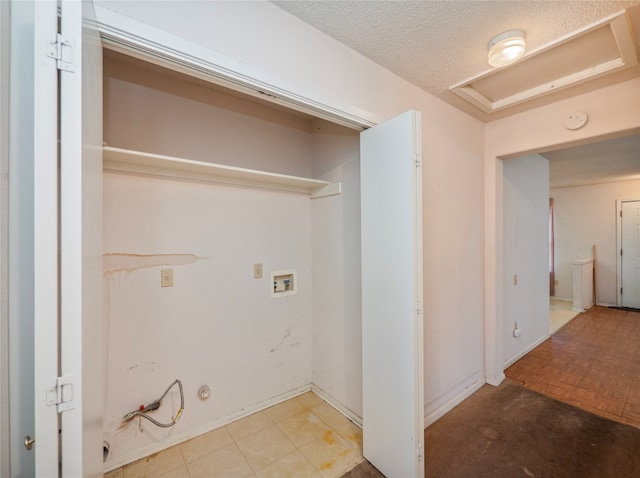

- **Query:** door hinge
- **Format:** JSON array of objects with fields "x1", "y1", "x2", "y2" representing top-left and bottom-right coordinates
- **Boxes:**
[
  {"x1": 45, "y1": 374, "x2": 76, "y2": 413},
  {"x1": 46, "y1": 34, "x2": 76, "y2": 72},
  {"x1": 415, "y1": 156, "x2": 422, "y2": 168},
  {"x1": 621, "y1": 287, "x2": 623, "y2": 295},
  {"x1": 621, "y1": 249, "x2": 623, "y2": 256}
]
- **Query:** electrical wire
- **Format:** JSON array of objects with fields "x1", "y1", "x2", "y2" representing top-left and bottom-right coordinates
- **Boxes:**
[{"x1": 121, "y1": 378, "x2": 184, "y2": 428}]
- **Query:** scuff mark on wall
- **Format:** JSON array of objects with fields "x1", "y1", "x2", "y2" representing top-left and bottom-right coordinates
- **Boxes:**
[
  {"x1": 127, "y1": 362, "x2": 156, "y2": 373},
  {"x1": 270, "y1": 326, "x2": 293, "y2": 353},
  {"x1": 103, "y1": 252, "x2": 205, "y2": 276}
]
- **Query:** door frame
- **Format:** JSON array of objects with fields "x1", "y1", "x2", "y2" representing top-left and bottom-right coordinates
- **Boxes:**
[
  {"x1": 7, "y1": 1, "x2": 60, "y2": 475},
  {"x1": 94, "y1": 5, "x2": 378, "y2": 132},
  {"x1": 0, "y1": 1, "x2": 9, "y2": 475},
  {"x1": 616, "y1": 198, "x2": 640, "y2": 306}
]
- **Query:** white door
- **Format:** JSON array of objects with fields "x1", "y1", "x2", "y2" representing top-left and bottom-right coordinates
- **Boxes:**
[
  {"x1": 8, "y1": 1, "x2": 102, "y2": 476},
  {"x1": 622, "y1": 200, "x2": 640, "y2": 309},
  {"x1": 8, "y1": 1, "x2": 59, "y2": 475},
  {"x1": 361, "y1": 110, "x2": 424, "y2": 477}
]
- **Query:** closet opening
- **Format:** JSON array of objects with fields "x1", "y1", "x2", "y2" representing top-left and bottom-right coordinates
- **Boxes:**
[{"x1": 102, "y1": 49, "x2": 365, "y2": 472}]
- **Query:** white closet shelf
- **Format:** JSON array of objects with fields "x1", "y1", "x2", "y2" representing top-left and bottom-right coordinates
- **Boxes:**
[{"x1": 103, "y1": 147, "x2": 341, "y2": 198}]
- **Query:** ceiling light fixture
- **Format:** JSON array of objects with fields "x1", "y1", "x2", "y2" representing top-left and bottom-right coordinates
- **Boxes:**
[{"x1": 488, "y1": 29, "x2": 525, "y2": 67}]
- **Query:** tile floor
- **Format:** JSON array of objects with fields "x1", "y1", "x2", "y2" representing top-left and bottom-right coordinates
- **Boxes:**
[
  {"x1": 104, "y1": 391, "x2": 363, "y2": 478},
  {"x1": 506, "y1": 305, "x2": 640, "y2": 428},
  {"x1": 549, "y1": 297, "x2": 579, "y2": 334}
]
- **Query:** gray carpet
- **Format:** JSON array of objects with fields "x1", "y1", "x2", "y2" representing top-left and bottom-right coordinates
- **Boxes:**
[{"x1": 342, "y1": 381, "x2": 640, "y2": 478}]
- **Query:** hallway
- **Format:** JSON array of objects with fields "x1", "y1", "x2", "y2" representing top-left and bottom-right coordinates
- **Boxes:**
[{"x1": 506, "y1": 306, "x2": 640, "y2": 427}]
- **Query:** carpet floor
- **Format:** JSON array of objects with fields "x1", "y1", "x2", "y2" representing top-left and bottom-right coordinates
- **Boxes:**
[{"x1": 343, "y1": 381, "x2": 640, "y2": 477}]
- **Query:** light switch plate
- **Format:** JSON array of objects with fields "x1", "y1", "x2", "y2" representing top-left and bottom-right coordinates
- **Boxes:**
[
  {"x1": 254, "y1": 263, "x2": 263, "y2": 279},
  {"x1": 161, "y1": 269, "x2": 174, "y2": 287}
]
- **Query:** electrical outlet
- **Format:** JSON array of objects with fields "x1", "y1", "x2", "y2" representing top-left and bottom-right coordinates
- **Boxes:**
[
  {"x1": 161, "y1": 269, "x2": 174, "y2": 287},
  {"x1": 254, "y1": 263, "x2": 263, "y2": 279},
  {"x1": 513, "y1": 322, "x2": 521, "y2": 337}
]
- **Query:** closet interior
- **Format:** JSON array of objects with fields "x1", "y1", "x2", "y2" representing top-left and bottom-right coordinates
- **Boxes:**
[{"x1": 102, "y1": 50, "x2": 363, "y2": 469}]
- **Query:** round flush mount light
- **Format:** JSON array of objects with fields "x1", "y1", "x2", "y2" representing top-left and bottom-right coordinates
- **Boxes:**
[{"x1": 488, "y1": 29, "x2": 526, "y2": 67}]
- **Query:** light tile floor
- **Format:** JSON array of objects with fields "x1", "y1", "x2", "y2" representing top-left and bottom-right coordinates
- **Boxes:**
[
  {"x1": 105, "y1": 391, "x2": 363, "y2": 478},
  {"x1": 550, "y1": 297, "x2": 579, "y2": 335}
]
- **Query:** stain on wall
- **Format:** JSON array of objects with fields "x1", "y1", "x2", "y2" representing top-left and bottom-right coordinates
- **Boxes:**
[{"x1": 104, "y1": 253, "x2": 204, "y2": 276}]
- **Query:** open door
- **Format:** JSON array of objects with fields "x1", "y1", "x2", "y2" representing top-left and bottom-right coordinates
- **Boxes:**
[
  {"x1": 8, "y1": 1, "x2": 102, "y2": 475},
  {"x1": 621, "y1": 200, "x2": 640, "y2": 309},
  {"x1": 361, "y1": 110, "x2": 424, "y2": 477}
]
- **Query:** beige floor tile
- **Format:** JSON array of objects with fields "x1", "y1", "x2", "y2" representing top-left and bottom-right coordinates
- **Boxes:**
[
  {"x1": 105, "y1": 468, "x2": 124, "y2": 478},
  {"x1": 255, "y1": 451, "x2": 322, "y2": 478},
  {"x1": 236, "y1": 425, "x2": 297, "y2": 472},
  {"x1": 311, "y1": 402, "x2": 350, "y2": 429},
  {"x1": 550, "y1": 309, "x2": 578, "y2": 335},
  {"x1": 335, "y1": 421, "x2": 363, "y2": 454},
  {"x1": 180, "y1": 426, "x2": 234, "y2": 462},
  {"x1": 277, "y1": 410, "x2": 332, "y2": 447},
  {"x1": 187, "y1": 442, "x2": 254, "y2": 478},
  {"x1": 295, "y1": 391, "x2": 325, "y2": 410},
  {"x1": 160, "y1": 465, "x2": 190, "y2": 478},
  {"x1": 299, "y1": 430, "x2": 362, "y2": 478},
  {"x1": 123, "y1": 445, "x2": 185, "y2": 478},
  {"x1": 226, "y1": 410, "x2": 274, "y2": 442},
  {"x1": 264, "y1": 399, "x2": 307, "y2": 423}
]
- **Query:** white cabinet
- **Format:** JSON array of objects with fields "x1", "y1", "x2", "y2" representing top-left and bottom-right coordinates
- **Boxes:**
[{"x1": 572, "y1": 259, "x2": 594, "y2": 312}]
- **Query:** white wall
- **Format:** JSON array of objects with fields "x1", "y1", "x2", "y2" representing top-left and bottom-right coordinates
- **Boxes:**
[
  {"x1": 422, "y1": 102, "x2": 485, "y2": 422},
  {"x1": 503, "y1": 155, "x2": 550, "y2": 366},
  {"x1": 97, "y1": 0, "x2": 486, "y2": 441},
  {"x1": 485, "y1": 78, "x2": 640, "y2": 384},
  {"x1": 309, "y1": 121, "x2": 362, "y2": 418},
  {"x1": 552, "y1": 178, "x2": 640, "y2": 306},
  {"x1": 104, "y1": 52, "x2": 314, "y2": 177},
  {"x1": 103, "y1": 58, "x2": 318, "y2": 467},
  {"x1": 103, "y1": 173, "x2": 314, "y2": 467}
]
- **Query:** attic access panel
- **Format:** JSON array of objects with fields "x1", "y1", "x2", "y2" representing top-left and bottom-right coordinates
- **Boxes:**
[{"x1": 450, "y1": 10, "x2": 638, "y2": 114}]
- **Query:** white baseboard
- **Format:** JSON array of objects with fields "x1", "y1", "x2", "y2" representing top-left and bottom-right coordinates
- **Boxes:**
[
  {"x1": 596, "y1": 301, "x2": 616, "y2": 307},
  {"x1": 311, "y1": 384, "x2": 362, "y2": 427},
  {"x1": 503, "y1": 333, "x2": 549, "y2": 369},
  {"x1": 485, "y1": 373, "x2": 505, "y2": 386},
  {"x1": 424, "y1": 379, "x2": 485, "y2": 428}
]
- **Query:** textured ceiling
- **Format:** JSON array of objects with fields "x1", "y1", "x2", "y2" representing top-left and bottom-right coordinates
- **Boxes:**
[
  {"x1": 543, "y1": 135, "x2": 640, "y2": 188},
  {"x1": 273, "y1": 0, "x2": 640, "y2": 186},
  {"x1": 273, "y1": 0, "x2": 640, "y2": 122}
]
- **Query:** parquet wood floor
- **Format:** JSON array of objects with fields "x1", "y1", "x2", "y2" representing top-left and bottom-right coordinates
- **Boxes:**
[{"x1": 505, "y1": 306, "x2": 640, "y2": 428}]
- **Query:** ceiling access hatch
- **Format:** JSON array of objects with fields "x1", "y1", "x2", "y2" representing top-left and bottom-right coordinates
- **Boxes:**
[{"x1": 450, "y1": 10, "x2": 638, "y2": 114}]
